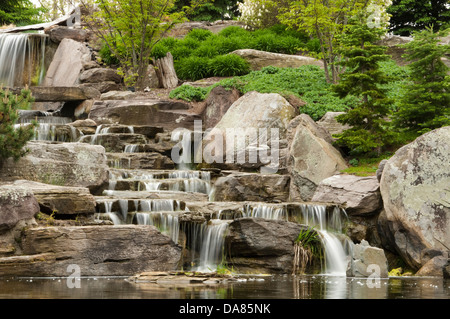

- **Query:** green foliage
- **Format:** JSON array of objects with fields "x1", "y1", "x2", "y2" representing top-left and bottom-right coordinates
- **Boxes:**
[
  {"x1": 216, "y1": 65, "x2": 356, "y2": 120},
  {"x1": 392, "y1": 28, "x2": 450, "y2": 136},
  {"x1": 293, "y1": 226, "x2": 322, "y2": 275},
  {"x1": 387, "y1": 0, "x2": 450, "y2": 36},
  {"x1": 0, "y1": 0, "x2": 44, "y2": 26},
  {"x1": 332, "y1": 15, "x2": 395, "y2": 156},
  {"x1": 175, "y1": 56, "x2": 212, "y2": 81},
  {"x1": 0, "y1": 87, "x2": 37, "y2": 163},
  {"x1": 169, "y1": 85, "x2": 209, "y2": 102},
  {"x1": 86, "y1": 0, "x2": 188, "y2": 90},
  {"x1": 172, "y1": 0, "x2": 242, "y2": 22},
  {"x1": 208, "y1": 54, "x2": 250, "y2": 77},
  {"x1": 99, "y1": 43, "x2": 120, "y2": 65}
]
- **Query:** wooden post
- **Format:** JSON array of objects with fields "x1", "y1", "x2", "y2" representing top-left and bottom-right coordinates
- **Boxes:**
[{"x1": 154, "y1": 52, "x2": 179, "y2": 89}]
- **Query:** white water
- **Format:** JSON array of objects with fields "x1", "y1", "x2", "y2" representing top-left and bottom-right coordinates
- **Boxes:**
[
  {"x1": 195, "y1": 220, "x2": 230, "y2": 272},
  {"x1": 0, "y1": 34, "x2": 47, "y2": 87},
  {"x1": 171, "y1": 129, "x2": 193, "y2": 170}
]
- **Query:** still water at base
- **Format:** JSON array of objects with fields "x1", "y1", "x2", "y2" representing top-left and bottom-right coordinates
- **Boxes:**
[{"x1": 1, "y1": 275, "x2": 449, "y2": 299}]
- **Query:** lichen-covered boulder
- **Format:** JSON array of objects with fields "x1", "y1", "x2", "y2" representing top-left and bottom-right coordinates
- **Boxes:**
[
  {"x1": 0, "y1": 141, "x2": 109, "y2": 193},
  {"x1": 379, "y1": 126, "x2": 450, "y2": 271}
]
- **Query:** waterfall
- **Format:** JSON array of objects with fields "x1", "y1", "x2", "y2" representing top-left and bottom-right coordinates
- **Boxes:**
[
  {"x1": 296, "y1": 205, "x2": 350, "y2": 276},
  {"x1": 0, "y1": 33, "x2": 47, "y2": 87},
  {"x1": 135, "y1": 212, "x2": 180, "y2": 243},
  {"x1": 171, "y1": 129, "x2": 193, "y2": 170}
]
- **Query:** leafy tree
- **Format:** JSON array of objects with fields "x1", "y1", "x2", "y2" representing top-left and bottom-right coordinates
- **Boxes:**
[
  {"x1": 277, "y1": 0, "x2": 391, "y2": 84},
  {"x1": 332, "y1": 14, "x2": 394, "y2": 156},
  {"x1": 0, "y1": 88, "x2": 37, "y2": 164},
  {"x1": 81, "y1": 0, "x2": 202, "y2": 90},
  {"x1": 387, "y1": 0, "x2": 450, "y2": 36},
  {"x1": 0, "y1": 0, "x2": 43, "y2": 25},
  {"x1": 173, "y1": 0, "x2": 242, "y2": 21},
  {"x1": 393, "y1": 28, "x2": 450, "y2": 136}
]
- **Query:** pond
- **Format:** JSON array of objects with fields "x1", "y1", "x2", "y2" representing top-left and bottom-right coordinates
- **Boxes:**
[{"x1": 1, "y1": 275, "x2": 449, "y2": 299}]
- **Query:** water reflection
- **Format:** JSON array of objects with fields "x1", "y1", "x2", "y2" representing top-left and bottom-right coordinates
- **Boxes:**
[{"x1": 0, "y1": 276, "x2": 448, "y2": 299}]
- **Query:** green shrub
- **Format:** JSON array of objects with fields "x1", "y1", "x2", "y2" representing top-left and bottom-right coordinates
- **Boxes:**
[
  {"x1": 175, "y1": 56, "x2": 212, "y2": 81},
  {"x1": 218, "y1": 26, "x2": 250, "y2": 38},
  {"x1": 193, "y1": 44, "x2": 219, "y2": 58},
  {"x1": 208, "y1": 54, "x2": 251, "y2": 77},
  {"x1": 171, "y1": 45, "x2": 194, "y2": 60},
  {"x1": 99, "y1": 43, "x2": 120, "y2": 65},
  {"x1": 169, "y1": 85, "x2": 209, "y2": 102},
  {"x1": 151, "y1": 43, "x2": 169, "y2": 60},
  {"x1": 306, "y1": 38, "x2": 321, "y2": 54},
  {"x1": 213, "y1": 36, "x2": 246, "y2": 55},
  {"x1": 185, "y1": 28, "x2": 214, "y2": 41}
]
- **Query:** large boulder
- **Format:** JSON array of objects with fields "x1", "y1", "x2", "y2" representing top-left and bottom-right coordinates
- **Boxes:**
[
  {"x1": 225, "y1": 217, "x2": 305, "y2": 273},
  {"x1": 45, "y1": 26, "x2": 88, "y2": 43},
  {"x1": 0, "y1": 141, "x2": 109, "y2": 193},
  {"x1": 230, "y1": 49, "x2": 324, "y2": 71},
  {"x1": 379, "y1": 126, "x2": 450, "y2": 271},
  {"x1": 0, "y1": 225, "x2": 182, "y2": 277},
  {"x1": 11, "y1": 180, "x2": 96, "y2": 216},
  {"x1": 311, "y1": 175, "x2": 382, "y2": 216},
  {"x1": 316, "y1": 111, "x2": 351, "y2": 137},
  {"x1": 42, "y1": 38, "x2": 91, "y2": 86},
  {"x1": 212, "y1": 173, "x2": 290, "y2": 202},
  {"x1": 199, "y1": 91, "x2": 297, "y2": 172},
  {"x1": 287, "y1": 114, "x2": 348, "y2": 201},
  {"x1": 79, "y1": 68, "x2": 122, "y2": 84}
]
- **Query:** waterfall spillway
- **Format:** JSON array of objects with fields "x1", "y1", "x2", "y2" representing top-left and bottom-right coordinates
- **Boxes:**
[{"x1": 0, "y1": 33, "x2": 48, "y2": 87}]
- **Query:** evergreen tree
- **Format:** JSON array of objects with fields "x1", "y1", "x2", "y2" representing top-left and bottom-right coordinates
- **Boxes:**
[
  {"x1": 332, "y1": 15, "x2": 394, "y2": 156},
  {"x1": 393, "y1": 28, "x2": 450, "y2": 137},
  {"x1": 387, "y1": 0, "x2": 450, "y2": 36},
  {"x1": 0, "y1": 0, "x2": 43, "y2": 26},
  {"x1": 0, "y1": 88, "x2": 37, "y2": 164}
]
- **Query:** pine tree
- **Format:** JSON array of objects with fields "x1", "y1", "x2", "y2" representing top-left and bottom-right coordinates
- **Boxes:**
[
  {"x1": 393, "y1": 27, "x2": 450, "y2": 137},
  {"x1": 332, "y1": 14, "x2": 394, "y2": 156},
  {"x1": 0, "y1": 87, "x2": 37, "y2": 164}
]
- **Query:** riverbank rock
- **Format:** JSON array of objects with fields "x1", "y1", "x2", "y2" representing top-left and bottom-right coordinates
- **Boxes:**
[
  {"x1": 311, "y1": 175, "x2": 382, "y2": 216},
  {"x1": 212, "y1": 173, "x2": 290, "y2": 202},
  {"x1": 0, "y1": 141, "x2": 109, "y2": 194},
  {"x1": 225, "y1": 217, "x2": 304, "y2": 273},
  {"x1": 379, "y1": 126, "x2": 450, "y2": 271},
  {"x1": 230, "y1": 49, "x2": 324, "y2": 71},
  {"x1": 0, "y1": 225, "x2": 182, "y2": 277},
  {"x1": 287, "y1": 114, "x2": 348, "y2": 201},
  {"x1": 199, "y1": 91, "x2": 297, "y2": 172},
  {"x1": 349, "y1": 240, "x2": 389, "y2": 278}
]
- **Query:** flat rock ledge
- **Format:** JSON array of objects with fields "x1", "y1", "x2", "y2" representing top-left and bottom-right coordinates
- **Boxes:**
[{"x1": 128, "y1": 271, "x2": 238, "y2": 285}]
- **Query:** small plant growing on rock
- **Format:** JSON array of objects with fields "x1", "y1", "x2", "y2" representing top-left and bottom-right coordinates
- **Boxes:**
[
  {"x1": 293, "y1": 226, "x2": 322, "y2": 275},
  {"x1": 0, "y1": 87, "x2": 37, "y2": 165}
]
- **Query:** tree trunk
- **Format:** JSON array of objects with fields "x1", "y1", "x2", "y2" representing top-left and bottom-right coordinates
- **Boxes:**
[{"x1": 154, "y1": 52, "x2": 179, "y2": 89}]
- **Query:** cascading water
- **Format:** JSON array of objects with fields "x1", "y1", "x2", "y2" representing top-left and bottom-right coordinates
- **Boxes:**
[{"x1": 0, "y1": 33, "x2": 47, "y2": 87}]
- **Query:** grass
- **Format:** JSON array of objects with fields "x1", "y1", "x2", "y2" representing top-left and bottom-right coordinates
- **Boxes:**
[{"x1": 340, "y1": 154, "x2": 392, "y2": 176}]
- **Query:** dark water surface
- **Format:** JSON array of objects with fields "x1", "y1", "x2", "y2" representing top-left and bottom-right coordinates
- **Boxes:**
[{"x1": 1, "y1": 275, "x2": 449, "y2": 299}]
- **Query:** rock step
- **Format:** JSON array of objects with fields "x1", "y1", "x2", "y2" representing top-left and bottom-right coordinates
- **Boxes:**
[
  {"x1": 96, "y1": 189, "x2": 210, "y2": 202},
  {"x1": 109, "y1": 168, "x2": 217, "y2": 180},
  {"x1": 86, "y1": 124, "x2": 165, "y2": 139},
  {"x1": 88, "y1": 99, "x2": 201, "y2": 130},
  {"x1": 106, "y1": 152, "x2": 175, "y2": 170},
  {"x1": 79, "y1": 133, "x2": 149, "y2": 152},
  {"x1": 95, "y1": 197, "x2": 187, "y2": 213},
  {"x1": 108, "y1": 178, "x2": 212, "y2": 194}
]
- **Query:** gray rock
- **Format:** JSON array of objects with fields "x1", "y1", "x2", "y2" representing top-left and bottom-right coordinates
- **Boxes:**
[
  {"x1": 316, "y1": 111, "x2": 351, "y2": 137},
  {"x1": 225, "y1": 217, "x2": 306, "y2": 273},
  {"x1": 0, "y1": 225, "x2": 181, "y2": 277},
  {"x1": 415, "y1": 256, "x2": 449, "y2": 277},
  {"x1": 199, "y1": 91, "x2": 297, "y2": 172},
  {"x1": 79, "y1": 68, "x2": 122, "y2": 84},
  {"x1": 287, "y1": 114, "x2": 348, "y2": 201},
  {"x1": 11, "y1": 180, "x2": 96, "y2": 216},
  {"x1": 202, "y1": 85, "x2": 241, "y2": 129},
  {"x1": 379, "y1": 126, "x2": 450, "y2": 270},
  {"x1": 349, "y1": 240, "x2": 389, "y2": 278},
  {"x1": 230, "y1": 49, "x2": 324, "y2": 71},
  {"x1": 0, "y1": 184, "x2": 39, "y2": 232},
  {"x1": 311, "y1": 174, "x2": 382, "y2": 215},
  {"x1": 46, "y1": 26, "x2": 88, "y2": 43},
  {"x1": 42, "y1": 38, "x2": 91, "y2": 86},
  {"x1": 0, "y1": 141, "x2": 109, "y2": 193},
  {"x1": 212, "y1": 173, "x2": 290, "y2": 202}
]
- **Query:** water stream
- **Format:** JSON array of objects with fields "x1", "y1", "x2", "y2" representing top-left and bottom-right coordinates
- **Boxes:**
[{"x1": 0, "y1": 33, "x2": 47, "y2": 87}]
